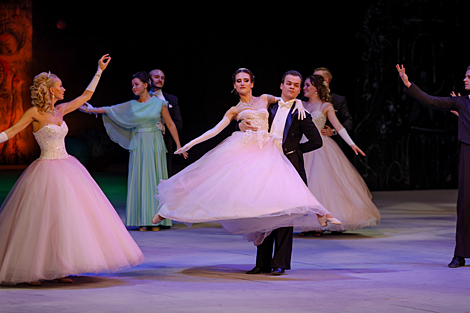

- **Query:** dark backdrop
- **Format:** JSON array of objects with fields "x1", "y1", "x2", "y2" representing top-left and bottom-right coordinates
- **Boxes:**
[{"x1": 30, "y1": 0, "x2": 470, "y2": 191}]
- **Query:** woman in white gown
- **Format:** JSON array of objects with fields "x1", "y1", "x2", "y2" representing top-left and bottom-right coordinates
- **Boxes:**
[
  {"x1": 152, "y1": 68, "x2": 341, "y2": 245},
  {"x1": 0, "y1": 55, "x2": 144, "y2": 286},
  {"x1": 298, "y1": 74, "x2": 380, "y2": 234}
]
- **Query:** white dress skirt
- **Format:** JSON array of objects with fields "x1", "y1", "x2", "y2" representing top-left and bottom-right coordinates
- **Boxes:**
[
  {"x1": 0, "y1": 122, "x2": 144, "y2": 284},
  {"x1": 156, "y1": 108, "x2": 331, "y2": 244},
  {"x1": 296, "y1": 109, "x2": 380, "y2": 232}
]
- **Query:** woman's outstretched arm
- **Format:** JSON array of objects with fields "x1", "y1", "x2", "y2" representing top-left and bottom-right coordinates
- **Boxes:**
[
  {"x1": 0, "y1": 107, "x2": 38, "y2": 143},
  {"x1": 175, "y1": 106, "x2": 238, "y2": 154},
  {"x1": 60, "y1": 54, "x2": 111, "y2": 115},
  {"x1": 324, "y1": 104, "x2": 365, "y2": 156}
]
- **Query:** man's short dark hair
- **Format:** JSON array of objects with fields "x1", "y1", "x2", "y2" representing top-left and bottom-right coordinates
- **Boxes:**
[{"x1": 281, "y1": 70, "x2": 303, "y2": 84}]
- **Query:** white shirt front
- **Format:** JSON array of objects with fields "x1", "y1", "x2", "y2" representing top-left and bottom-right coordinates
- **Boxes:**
[
  {"x1": 270, "y1": 99, "x2": 295, "y2": 139},
  {"x1": 150, "y1": 89, "x2": 173, "y2": 108}
]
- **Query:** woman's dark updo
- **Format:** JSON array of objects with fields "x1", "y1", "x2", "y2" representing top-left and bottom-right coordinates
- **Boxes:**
[
  {"x1": 309, "y1": 74, "x2": 331, "y2": 103},
  {"x1": 132, "y1": 71, "x2": 152, "y2": 91},
  {"x1": 232, "y1": 68, "x2": 255, "y2": 84}
]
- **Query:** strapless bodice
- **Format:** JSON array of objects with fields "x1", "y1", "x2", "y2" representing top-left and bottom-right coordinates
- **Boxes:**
[
  {"x1": 311, "y1": 111, "x2": 327, "y2": 131},
  {"x1": 236, "y1": 108, "x2": 271, "y2": 149},
  {"x1": 33, "y1": 122, "x2": 69, "y2": 160},
  {"x1": 236, "y1": 108, "x2": 269, "y2": 132}
]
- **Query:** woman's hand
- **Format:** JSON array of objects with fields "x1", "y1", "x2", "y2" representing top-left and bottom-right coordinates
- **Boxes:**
[
  {"x1": 351, "y1": 144, "x2": 366, "y2": 156},
  {"x1": 98, "y1": 54, "x2": 111, "y2": 71},
  {"x1": 79, "y1": 102, "x2": 94, "y2": 113},
  {"x1": 176, "y1": 147, "x2": 189, "y2": 159},
  {"x1": 175, "y1": 142, "x2": 193, "y2": 156},
  {"x1": 396, "y1": 64, "x2": 411, "y2": 88},
  {"x1": 292, "y1": 99, "x2": 308, "y2": 120}
]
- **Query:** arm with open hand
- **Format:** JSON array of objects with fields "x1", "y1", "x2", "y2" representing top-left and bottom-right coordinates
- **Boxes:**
[
  {"x1": 174, "y1": 106, "x2": 238, "y2": 154},
  {"x1": 324, "y1": 104, "x2": 365, "y2": 156}
]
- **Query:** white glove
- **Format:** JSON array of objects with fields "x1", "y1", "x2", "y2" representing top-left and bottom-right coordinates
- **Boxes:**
[
  {"x1": 79, "y1": 102, "x2": 98, "y2": 117},
  {"x1": 292, "y1": 99, "x2": 308, "y2": 120},
  {"x1": 0, "y1": 132, "x2": 8, "y2": 144},
  {"x1": 86, "y1": 66, "x2": 103, "y2": 92},
  {"x1": 338, "y1": 128, "x2": 355, "y2": 146},
  {"x1": 275, "y1": 97, "x2": 307, "y2": 120},
  {"x1": 175, "y1": 117, "x2": 231, "y2": 154}
]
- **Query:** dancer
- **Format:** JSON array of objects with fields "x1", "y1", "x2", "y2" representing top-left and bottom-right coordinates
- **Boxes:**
[
  {"x1": 0, "y1": 55, "x2": 144, "y2": 286},
  {"x1": 80, "y1": 71, "x2": 187, "y2": 231},
  {"x1": 298, "y1": 74, "x2": 380, "y2": 235},
  {"x1": 397, "y1": 64, "x2": 470, "y2": 268},
  {"x1": 313, "y1": 67, "x2": 353, "y2": 143},
  {"x1": 153, "y1": 69, "x2": 341, "y2": 275}
]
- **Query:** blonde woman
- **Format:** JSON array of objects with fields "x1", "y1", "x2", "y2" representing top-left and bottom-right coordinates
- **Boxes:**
[{"x1": 0, "y1": 55, "x2": 144, "y2": 286}]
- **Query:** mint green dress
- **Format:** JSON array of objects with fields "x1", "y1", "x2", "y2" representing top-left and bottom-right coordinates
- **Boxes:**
[{"x1": 102, "y1": 97, "x2": 171, "y2": 227}]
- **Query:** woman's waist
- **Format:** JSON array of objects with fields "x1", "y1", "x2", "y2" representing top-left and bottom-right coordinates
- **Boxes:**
[
  {"x1": 137, "y1": 126, "x2": 161, "y2": 133},
  {"x1": 38, "y1": 146, "x2": 70, "y2": 160}
]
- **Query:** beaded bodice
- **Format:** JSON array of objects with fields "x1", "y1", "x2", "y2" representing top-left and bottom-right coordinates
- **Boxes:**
[
  {"x1": 237, "y1": 108, "x2": 271, "y2": 149},
  {"x1": 311, "y1": 111, "x2": 327, "y2": 131},
  {"x1": 33, "y1": 122, "x2": 69, "y2": 160},
  {"x1": 237, "y1": 108, "x2": 269, "y2": 131}
]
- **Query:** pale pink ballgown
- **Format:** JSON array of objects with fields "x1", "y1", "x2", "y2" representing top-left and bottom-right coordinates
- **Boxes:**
[
  {"x1": 297, "y1": 109, "x2": 380, "y2": 232},
  {"x1": 157, "y1": 108, "x2": 331, "y2": 244},
  {"x1": 0, "y1": 122, "x2": 144, "y2": 284}
]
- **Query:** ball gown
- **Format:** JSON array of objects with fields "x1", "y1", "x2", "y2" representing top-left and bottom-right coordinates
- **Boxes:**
[
  {"x1": 0, "y1": 122, "x2": 144, "y2": 284},
  {"x1": 102, "y1": 97, "x2": 171, "y2": 227},
  {"x1": 156, "y1": 108, "x2": 331, "y2": 244},
  {"x1": 297, "y1": 109, "x2": 380, "y2": 232}
]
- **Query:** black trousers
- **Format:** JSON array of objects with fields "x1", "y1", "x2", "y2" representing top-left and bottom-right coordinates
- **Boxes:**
[
  {"x1": 255, "y1": 226, "x2": 293, "y2": 270},
  {"x1": 455, "y1": 142, "x2": 470, "y2": 257}
]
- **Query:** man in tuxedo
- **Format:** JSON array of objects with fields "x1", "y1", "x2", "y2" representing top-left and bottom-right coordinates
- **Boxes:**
[
  {"x1": 149, "y1": 69, "x2": 183, "y2": 177},
  {"x1": 397, "y1": 64, "x2": 470, "y2": 268},
  {"x1": 244, "y1": 70, "x2": 323, "y2": 275},
  {"x1": 313, "y1": 67, "x2": 353, "y2": 153}
]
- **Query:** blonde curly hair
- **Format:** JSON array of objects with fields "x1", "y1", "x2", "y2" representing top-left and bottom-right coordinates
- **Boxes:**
[{"x1": 30, "y1": 72, "x2": 58, "y2": 113}]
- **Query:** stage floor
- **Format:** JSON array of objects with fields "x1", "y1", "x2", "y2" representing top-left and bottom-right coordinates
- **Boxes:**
[{"x1": 0, "y1": 171, "x2": 468, "y2": 312}]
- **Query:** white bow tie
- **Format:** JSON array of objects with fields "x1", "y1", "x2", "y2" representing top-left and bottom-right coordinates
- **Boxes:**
[{"x1": 279, "y1": 99, "x2": 294, "y2": 108}]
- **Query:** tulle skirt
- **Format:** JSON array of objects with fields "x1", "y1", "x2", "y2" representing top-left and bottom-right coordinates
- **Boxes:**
[
  {"x1": 0, "y1": 156, "x2": 144, "y2": 284},
  {"x1": 296, "y1": 135, "x2": 380, "y2": 232},
  {"x1": 157, "y1": 131, "x2": 330, "y2": 244}
]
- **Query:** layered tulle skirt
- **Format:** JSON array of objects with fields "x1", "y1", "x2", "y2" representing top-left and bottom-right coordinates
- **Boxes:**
[
  {"x1": 0, "y1": 156, "x2": 144, "y2": 284},
  {"x1": 297, "y1": 135, "x2": 380, "y2": 232},
  {"x1": 156, "y1": 131, "x2": 330, "y2": 244}
]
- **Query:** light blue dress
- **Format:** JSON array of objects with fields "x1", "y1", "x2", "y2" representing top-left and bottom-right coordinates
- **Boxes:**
[{"x1": 102, "y1": 97, "x2": 171, "y2": 227}]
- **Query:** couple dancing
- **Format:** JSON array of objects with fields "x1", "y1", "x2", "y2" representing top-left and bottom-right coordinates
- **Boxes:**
[{"x1": 153, "y1": 69, "x2": 347, "y2": 275}]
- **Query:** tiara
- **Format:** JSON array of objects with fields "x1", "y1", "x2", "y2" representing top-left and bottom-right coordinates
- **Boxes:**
[{"x1": 47, "y1": 71, "x2": 51, "y2": 78}]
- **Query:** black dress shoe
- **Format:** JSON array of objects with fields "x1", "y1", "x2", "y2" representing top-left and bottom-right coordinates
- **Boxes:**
[
  {"x1": 448, "y1": 256, "x2": 465, "y2": 268},
  {"x1": 271, "y1": 268, "x2": 286, "y2": 275},
  {"x1": 246, "y1": 266, "x2": 271, "y2": 274}
]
